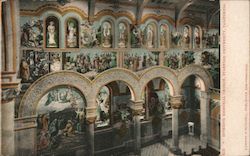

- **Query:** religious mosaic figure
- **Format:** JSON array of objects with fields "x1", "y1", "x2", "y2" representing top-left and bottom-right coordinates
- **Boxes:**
[
  {"x1": 160, "y1": 25, "x2": 168, "y2": 48},
  {"x1": 164, "y1": 53, "x2": 179, "y2": 70},
  {"x1": 20, "y1": 59, "x2": 30, "y2": 81},
  {"x1": 194, "y1": 27, "x2": 201, "y2": 48},
  {"x1": 118, "y1": 23, "x2": 127, "y2": 48},
  {"x1": 36, "y1": 86, "x2": 86, "y2": 155},
  {"x1": 124, "y1": 52, "x2": 159, "y2": 72},
  {"x1": 171, "y1": 31, "x2": 182, "y2": 47},
  {"x1": 183, "y1": 26, "x2": 190, "y2": 48},
  {"x1": 131, "y1": 25, "x2": 142, "y2": 48},
  {"x1": 96, "y1": 86, "x2": 110, "y2": 128},
  {"x1": 102, "y1": 22, "x2": 112, "y2": 48},
  {"x1": 46, "y1": 17, "x2": 59, "y2": 48},
  {"x1": 21, "y1": 18, "x2": 43, "y2": 47},
  {"x1": 63, "y1": 52, "x2": 117, "y2": 76},
  {"x1": 66, "y1": 19, "x2": 78, "y2": 48},
  {"x1": 203, "y1": 30, "x2": 219, "y2": 48},
  {"x1": 22, "y1": 51, "x2": 49, "y2": 81},
  {"x1": 180, "y1": 51, "x2": 195, "y2": 68},
  {"x1": 80, "y1": 22, "x2": 99, "y2": 47},
  {"x1": 50, "y1": 53, "x2": 61, "y2": 72},
  {"x1": 146, "y1": 25, "x2": 154, "y2": 48}
]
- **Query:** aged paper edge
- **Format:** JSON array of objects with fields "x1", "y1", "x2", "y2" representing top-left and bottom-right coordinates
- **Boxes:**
[{"x1": 221, "y1": 0, "x2": 250, "y2": 155}]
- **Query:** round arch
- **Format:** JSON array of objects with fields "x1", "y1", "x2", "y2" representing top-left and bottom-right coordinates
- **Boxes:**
[
  {"x1": 94, "y1": 9, "x2": 135, "y2": 23},
  {"x1": 19, "y1": 71, "x2": 92, "y2": 117},
  {"x1": 139, "y1": 66, "x2": 179, "y2": 98},
  {"x1": 92, "y1": 68, "x2": 140, "y2": 102},
  {"x1": 178, "y1": 64, "x2": 214, "y2": 93},
  {"x1": 21, "y1": 4, "x2": 87, "y2": 19}
]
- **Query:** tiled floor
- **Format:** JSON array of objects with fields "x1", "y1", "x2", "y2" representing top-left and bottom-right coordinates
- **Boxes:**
[
  {"x1": 116, "y1": 135, "x2": 203, "y2": 156},
  {"x1": 165, "y1": 135, "x2": 203, "y2": 155},
  {"x1": 141, "y1": 143, "x2": 169, "y2": 156}
]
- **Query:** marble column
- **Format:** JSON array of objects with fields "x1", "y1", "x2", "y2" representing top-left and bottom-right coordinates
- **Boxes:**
[
  {"x1": 86, "y1": 107, "x2": 97, "y2": 156},
  {"x1": 130, "y1": 100, "x2": 144, "y2": 155},
  {"x1": 200, "y1": 91, "x2": 210, "y2": 148},
  {"x1": 1, "y1": 88, "x2": 20, "y2": 156},
  {"x1": 169, "y1": 96, "x2": 183, "y2": 155},
  {"x1": 1, "y1": 100, "x2": 15, "y2": 156},
  {"x1": 1, "y1": 1, "x2": 21, "y2": 154}
]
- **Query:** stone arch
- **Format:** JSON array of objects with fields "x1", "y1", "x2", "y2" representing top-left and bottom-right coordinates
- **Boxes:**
[
  {"x1": 141, "y1": 14, "x2": 175, "y2": 26},
  {"x1": 139, "y1": 66, "x2": 179, "y2": 98},
  {"x1": 94, "y1": 9, "x2": 135, "y2": 23},
  {"x1": 19, "y1": 71, "x2": 92, "y2": 117},
  {"x1": 92, "y1": 68, "x2": 140, "y2": 103},
  {"x1": 179, "y1": 17, "x2": 205, "y2": 28},
  {"x1": 21, "y1": 4, "x2": 87, "y2": 19},
  {"x1": 178, "y1": 64, "x2": 214, "y2": 93}
]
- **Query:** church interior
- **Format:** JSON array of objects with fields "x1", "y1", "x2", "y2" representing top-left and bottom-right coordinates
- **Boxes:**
[{"x1": 1, "y1": 0, "x2": 220, "y2": 155}]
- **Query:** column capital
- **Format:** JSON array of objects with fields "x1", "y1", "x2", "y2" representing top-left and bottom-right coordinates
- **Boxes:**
[
  {"x1": 200, "y1": 91, "x2": 210, "y2": 99},
  {"x1": 86, "y1": 107, "x2": 97, "y2": 124},
  {"x1": 130, "y1": 100, "x2": 144, "y2": 116},
  {"x1": 170, "y1": 95, "x2": 183, "y2": 109}
]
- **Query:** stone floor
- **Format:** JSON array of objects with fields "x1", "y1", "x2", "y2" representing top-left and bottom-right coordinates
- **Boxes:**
[
  {"x1": 120, "y1": 135, "x2": 203, "y2": 156},
  {"x1": 165, "y1": 135, "x2": 203, "y2": 155},
  {"x1": 141, "y1": 143, "x2": 169, "y2": 156}
]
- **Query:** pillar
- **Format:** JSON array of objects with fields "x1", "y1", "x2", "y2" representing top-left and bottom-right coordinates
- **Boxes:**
[
  {"x1": 169, "y1": 95, "x2": 183, "y2": 155},
  {"x1": 200, "y1": 91, "x2": 210, "y2": 148},
  {"x1": 1, "y1": 88, "x2": 20, "y2": 156},
  {"x1": 1, "y1": 100, "x2": 15, "y2": 156},
  {"x1": 86, "y1": 106, "x2": 97, "y2": 156},
  {"x1": 130, "y1": 100, "x2": 144, "y2": 155}
]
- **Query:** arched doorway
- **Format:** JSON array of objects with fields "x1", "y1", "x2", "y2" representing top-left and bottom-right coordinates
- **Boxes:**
[
  {"x1": 143, "y1": 78, "x2": 172, "y2": 119},
  {"x1": 94, "y1": 81, "x2": 134, "y2": 154},
  {"x1": 180, "y1": 75, "x2": 203, "y2": 137},
  {"x1": 142, "y1": 77, "x2": 173, "y2": 140},
  {"x1": 36, "y1": 85, "x2": 87, "y2": 156}
]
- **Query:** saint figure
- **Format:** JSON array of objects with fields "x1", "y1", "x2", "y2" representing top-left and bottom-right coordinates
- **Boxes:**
[
  {"x1": 67, "y1": 21, "x2": 77, "y2": 47},
  {"x1": 47, "y1": 21, "x2": 57, "y2": 47},
  {"x1": 118, "y1": 23, "x2": 126, "y2": 48},
  {"x1": 102, "y1": 22, "x2": 112, "y2": 48},
  {"x1": 147, "y1": 26, "x2": 154, "y2": 48}
]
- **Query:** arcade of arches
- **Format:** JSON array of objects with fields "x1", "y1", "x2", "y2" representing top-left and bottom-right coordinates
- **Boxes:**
[{"x1": 1, "y1": 0, "x2": 220, "y2": 156}]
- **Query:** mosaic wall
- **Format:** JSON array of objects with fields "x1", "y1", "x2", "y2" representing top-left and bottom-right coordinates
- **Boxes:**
[
  {"x1": 36, "y1": 86, "x2": 86, "y2": 155},
  {"x1": 20, "y1": 50, "x2": 117, "y2": 82},
  {"x1": 124, "y1": 51, "x2": 159, "y2": 72}
]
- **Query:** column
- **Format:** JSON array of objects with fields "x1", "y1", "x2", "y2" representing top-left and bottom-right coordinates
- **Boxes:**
[
  {"x1": 130, "y1": 100, "x2": 144, "y2": 155},
  {"x1": 1, "y1": 89, "x2": 19, "y2": 156},
  {"x1": 86, "y1": 107, "x2": 97, "y2": 156},
  {"x1": 169, "y1": 96, "x2": 183, "y2": 155},
  {"x1": 200, "y1": 91, "x2": 210, "y2": 148},
  {"x1": 159, "y1": 51, "x2": 165, "y2": 66}
]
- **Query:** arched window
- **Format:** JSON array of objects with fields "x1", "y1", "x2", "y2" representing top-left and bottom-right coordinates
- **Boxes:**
[{"x1": 95, "y1": 81, "x2": 133, "y2": 128}]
